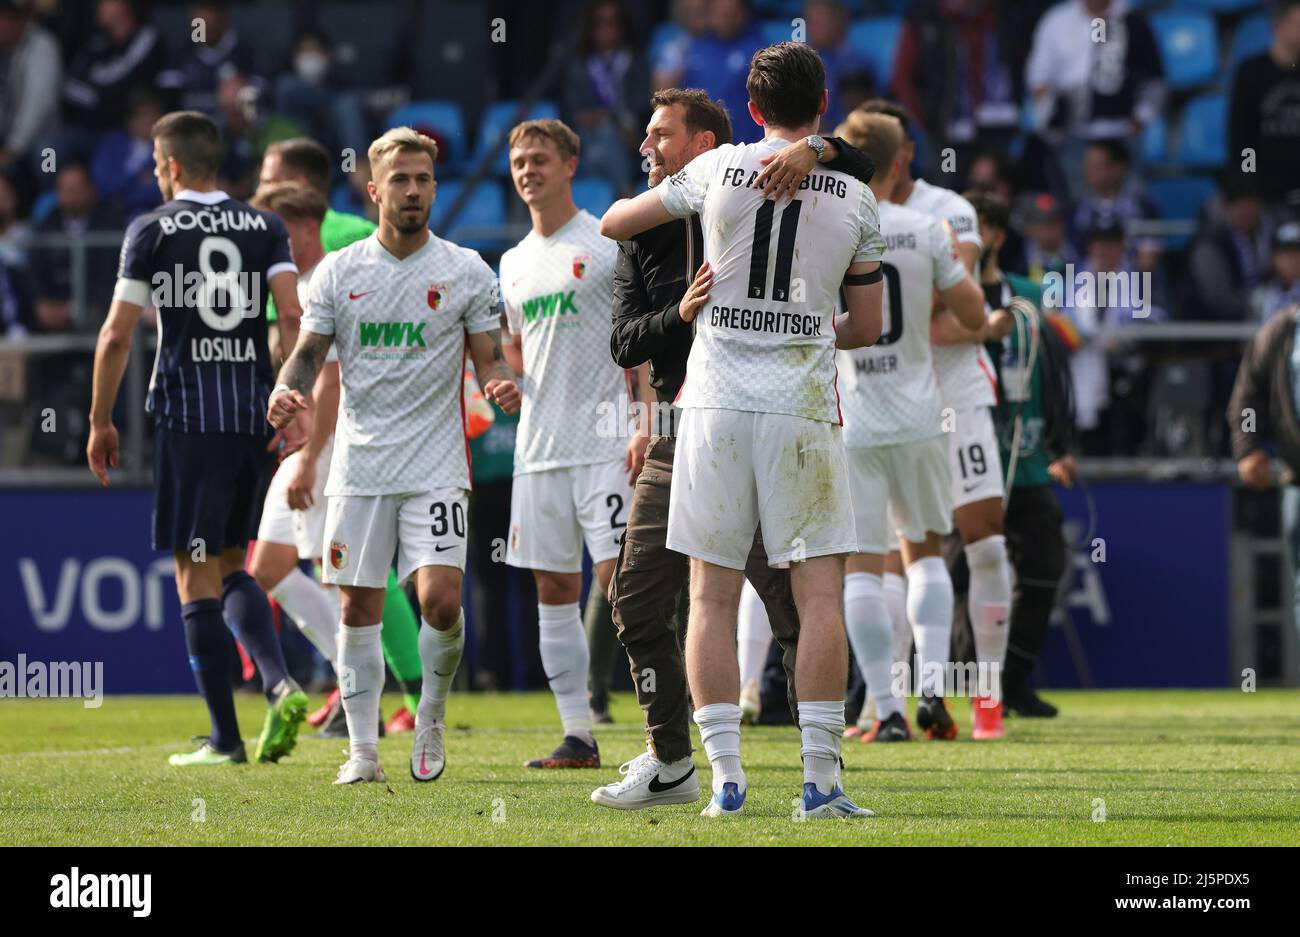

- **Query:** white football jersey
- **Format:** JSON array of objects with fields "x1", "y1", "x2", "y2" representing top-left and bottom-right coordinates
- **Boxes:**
[
  {"x1": 658, "y1": 138, "x2": 885, "y2": 424},
  {"x1": 839, "y1": 202, "x2": 967, "y2": 448},
  {"x1": 904, "y1": 178, "x2": 997, "y2": 410},
  {"x1": 301, "y1": 232, "x2": 498, "y2": 496},
  {"x1": 499, "y1": 209, "x2": 626, "y2": 474}
]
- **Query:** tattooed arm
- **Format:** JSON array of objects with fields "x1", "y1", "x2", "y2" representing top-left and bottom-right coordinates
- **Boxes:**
[
  {"x1": 467, "y1": 327, "x2": 522, "y2": 415},
  {"x1": 268, "y1": 329, "x2": 333, "y2": 429}
]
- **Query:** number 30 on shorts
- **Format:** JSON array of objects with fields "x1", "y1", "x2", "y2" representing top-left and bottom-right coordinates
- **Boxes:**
[{"x1": 430, "y1": 501, "x2": 466, "y2": 538}]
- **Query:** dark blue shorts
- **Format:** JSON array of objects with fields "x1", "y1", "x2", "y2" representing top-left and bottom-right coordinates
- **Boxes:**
[{"x1": 152, "y1": 421, "x2": 276, "y2": 554}]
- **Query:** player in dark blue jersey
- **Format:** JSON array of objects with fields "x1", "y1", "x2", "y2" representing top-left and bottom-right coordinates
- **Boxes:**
[{"x1": 87, "y1": 111, "x2": 312, "y2": 767}]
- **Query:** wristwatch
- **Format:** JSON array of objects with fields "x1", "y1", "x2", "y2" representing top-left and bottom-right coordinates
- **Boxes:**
[{"x1": 805, "y1": 134, "x2": 827, "y2": 162}]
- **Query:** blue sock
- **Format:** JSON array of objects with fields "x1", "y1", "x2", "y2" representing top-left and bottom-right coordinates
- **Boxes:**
[
  {"x1": 222, "y1": 570, "x2": 290, "y2": 702},
  {"x1": 181, "y1": 598, "x2": 241, "y2": 752}
]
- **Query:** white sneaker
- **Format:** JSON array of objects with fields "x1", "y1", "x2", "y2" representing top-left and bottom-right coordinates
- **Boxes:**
[
  {"x1": 334, "y1": 755, "x2": 386, "y2": 785},
  {"x1": 739, "y1": 679, "x2": 761, "y2": 725},
  {"x1": 590, "y1": 749, "x2": 700, "y2": 810},
  {"x1": 411, "y1": 717, "x2": 446, "y2": 782}
]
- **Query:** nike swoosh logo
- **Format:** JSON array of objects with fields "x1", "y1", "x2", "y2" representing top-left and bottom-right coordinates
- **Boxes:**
[
  {"x1": 647, "y1": 765, "x2": 695, "y2": 793},
  {"x1": 341, "y1": 692, "x2": 361, "y2": 701},
  {"x1": 434, "y1": 544, "x2": 455, "y2": 552},
  {"x1": 349, "y1": 290, "x2": 376, "y2": 300},
  {"x1": 544, "y1": 670, "x2": 569, "y2": 682},
  {"x1": 962, "y1": 483, "x2": 980, "y2": 493}
]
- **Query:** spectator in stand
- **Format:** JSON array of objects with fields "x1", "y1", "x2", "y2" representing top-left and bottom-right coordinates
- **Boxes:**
[
  {"x1": 563, "y1": 0, "x2": 648, "y2": 196},
  {"x1": 1019, "y1": 192, "x2": 1076, "y2": 285},
  {"x1": 29, "y1": 162, "x2": 121, "y2": 331},
  {"x1": 1253, "y1": 221, "x2": 1300, "y2": 321},
  {"x1": 804, "y1": 0, "x2": 870, "y2": 129},
  {"x1": 968, "y1": 150, "x2": 1024, "y2": 269},
  {"x1": 273, "y1": 28, "x2": 369, "y2": 159},
  {"x1": 91, "y1": 88, "x2": 162, "y2": 220},
  {"x1": 1071, "y1": 138, "x2": 1159, "y2": 271},
  {"x1": 1230, "y1": 0, "x2": 1300, "y2": 205},
  {"x1": 1025, "y1": 0, "x2": 1163, "y2": 201},
  {"x1": 0, "y1": 172, "x2": 31, "y2": 266},
  {"x1": 157, "y1": 0, "x2": 259, "y2": 116},
  {"x1": 652, "y1": 0, "x2": 711, "y2": 92},
  {"x1": 664, "y1": 0, "x2": 764, "y2": 143},
  {"x1": 63, "y1": 0, "x2": 166, "y2": 134},
  {"x1": 1188, "y1": 177, "x2": 1272, "y2": 322},
  {"x1": 0, "y1": 251, "x2": 34, "y2": 338},
  {"x1": 0, "y1": 0, "x2": 62, "y2": 172},
  {"x1": 892, "y1": 0, "x2": 1020, "y2": 180}
]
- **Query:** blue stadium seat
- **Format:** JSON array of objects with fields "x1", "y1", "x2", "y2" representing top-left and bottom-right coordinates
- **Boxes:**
[
  {"x1": 572, "y1": 178, "x2": 617, "y2": 218},
  {"x1": 387, "y1": 100, "x2": 468, "y2": 171},
  {"x1": 1150, "y1": 12, "x2": 1219, "y2": 90},
  {"x1": 475, "y1": 99, "x2": 562, "y2": 176},
  {"x1": 761, "y1": 19, "x2": 795, "y2": 47},
  {"x1": 1173, "y1": 93, "x2": 1228, "y2": 168},
  {"x1": 846, "y1": 17, "x2": 903, "y2": 88},
  {"x1": 1141, "y1": 115, "x2": 1168, "y2": 164},
  {"x1": 648, "y1": 21, "x2": 683, "y2": 68},
  {"x1": 1145, "y1": 175, "x2": 1218, "y2": 249},
  {"x1": 430, "y1": 179, "x2": 507, "y2": 252},
  {"x1": 1228, "y1": 13, "x2": 1272, "y2": 70},
  {"x1": 1181, "y1": 0, "x2": 1262, "y2": 11}
]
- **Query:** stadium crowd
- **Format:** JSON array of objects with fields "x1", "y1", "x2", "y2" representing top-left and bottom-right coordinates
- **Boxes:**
[{"x1": 1, "y1": 0, "x2": 1298, "y2": 696}]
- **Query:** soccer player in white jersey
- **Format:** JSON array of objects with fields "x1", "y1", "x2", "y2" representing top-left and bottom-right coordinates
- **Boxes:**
[
  {"x1": 499, "y1": 119, "x2": 644, "y2": 770},
  {"x1": 832, "y1": 112, "x2": 986, "y2": 743},
  {"x1": 269, "y1": 127, "x2": 521, "y2": 785},
  {"x1": 858, "y1": 99, "x2": 1015, "y2": 740},
  {"x1": 602, "y1": 43, "x2": 886, "y2": 819},
  {"x1": 249, "y1": 182, "x2": 345, "y2": 681}
]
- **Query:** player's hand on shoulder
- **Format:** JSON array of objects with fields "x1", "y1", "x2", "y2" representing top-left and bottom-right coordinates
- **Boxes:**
[
  {"x1": 86, "y1": 423, "x2": 119, "y2": 488},
  {"x1": 483, "y1": 377, "x2": 521, "y2": 416},
  {"x1": 753, "y1": 142, "x2": 815, "y2": 201},
  {"x1": 680, "y1": 261, "x2": 712, "y2": 324}
]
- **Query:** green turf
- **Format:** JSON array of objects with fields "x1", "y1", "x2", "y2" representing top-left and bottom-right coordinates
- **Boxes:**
[{"x1": 1, "y1": 689, "x2": 1298, "y2": 845}]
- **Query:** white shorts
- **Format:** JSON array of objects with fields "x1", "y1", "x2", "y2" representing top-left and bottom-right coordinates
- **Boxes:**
[
  {"x1": 256, "y1": 439, "x2": 333, "y2": 559},
  {"x1": 847, "y1": 436, "x2": 954, "y2": 554},
  {"x1": 667, "y1": 408, "x2": 856, "y2": 570},
  {"x1": 507, "y1": 459, "x2": 630, "y2": 573},
  {"x1": 948, "y1": 406, "x2": 1004, "y2": 509},
  {"x1": 322, "y1": 488, "x2": 468, "y2": 588}
]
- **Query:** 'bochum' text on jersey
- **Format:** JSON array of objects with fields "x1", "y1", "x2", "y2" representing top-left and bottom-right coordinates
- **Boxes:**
[{"x1": 115, "y1": 188, "x2": 297, "y2": 434}]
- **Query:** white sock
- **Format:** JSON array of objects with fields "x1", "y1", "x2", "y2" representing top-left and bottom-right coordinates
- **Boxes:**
[
  {"x1": 338, "y1": 622, "x2": 383, "y2": 762},
  {"x1": 538, "y1": 602, "x2": 593, "y2": 745},
  {"x1": 965, "y1": 535, "x2": 1011, "y2": 701},
  {"x1": 737, "y1": 580, "x2": 773, "y2": 691},
  {"x1": 844, "y1": 573, "x2": 904, "y2": 721},
  {"x1": 883, "y1": 571, "x2": 910, "y2": 667},
  {"x1": 418, "y1": 611, "x2": 464, "y2": 724},
  {"x1": 906, "y1": 556, "x2": 954, "y2": 697},
  {"x1": 693, "y1": 702, "x2": 743, "y2": 793},
  {"x1": 270, "y1": 569, "x2": 339, "y2": 668},
  {"x1": 798, "y1": 700, "x2": 844, "y2": 795}
]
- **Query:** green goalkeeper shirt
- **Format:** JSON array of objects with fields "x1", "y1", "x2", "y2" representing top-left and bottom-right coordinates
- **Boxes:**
[{"x1": 993, "y1": 272, "x2": 1052, "y2": 488}]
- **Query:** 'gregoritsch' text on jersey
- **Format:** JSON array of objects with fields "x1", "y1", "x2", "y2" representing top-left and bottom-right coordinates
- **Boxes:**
[
  {"x1": 499, "y1": 209, "x2": 626, "y2": 474},
  {"x1": 903, "y1": 177, "x2": 997, "y2": 411},
  {"x1": 301, "y1": 232, "x2": 498, "y2": 496},
  {"x1": 839, "y1": 201, "x2": 967, "y2": 448},
  {"x1": 657, "y1": 138, "x2": 885, "y2": 424},
  {"x1": 115, "y1": 188, "x2": 296, "y2": 434}
]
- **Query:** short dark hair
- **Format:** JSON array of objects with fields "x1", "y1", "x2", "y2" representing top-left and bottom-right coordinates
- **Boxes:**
[
  {"x1": 650, "y1": 88, "x2": 733, "y2": 147},
  {"x1": 746, "y1": 42, "x2": 825, "y2": 130},
  {"x1": 1273, "y1": 0, "x2": 1300, "y2": 22},
  {"x1": 151, "y1": 111, "x2": 223, "y2": 181},
  {"x1": 1086, "y1": 137, "x2": 1131, "y2": 167},
  {"x1": 857, "y1": 98, "x2": 913, "y2": 135},
  {"x1": 265, "y1": 138, "x2": 333, "y2": 195},
  {"x1": 965, "y1": 189, "x2": 1010, "y2": 233}
]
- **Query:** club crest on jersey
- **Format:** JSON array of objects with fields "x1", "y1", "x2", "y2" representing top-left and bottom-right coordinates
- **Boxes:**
[
  {"x1": 428, "y1": 282, "x2": 448, "y2": 311},
  {"x1": 329, "y1": 540, "x2": 349, "y2": 571},
  {"x1": 572, "y1": 255, "x2": 589, "y2": 280}
]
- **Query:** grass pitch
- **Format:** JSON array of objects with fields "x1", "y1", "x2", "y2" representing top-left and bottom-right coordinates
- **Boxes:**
[{"x1": 1, "y1": 689, "x2": 1298, "y2": 846}]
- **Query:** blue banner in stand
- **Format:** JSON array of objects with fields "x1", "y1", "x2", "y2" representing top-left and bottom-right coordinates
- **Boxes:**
[
  {"x1": 0, "y1": 488, "x2": 194, "y2": 694},
  {"x1": 1041, "y1": 482, "x2": 1232, "y2": 689}
]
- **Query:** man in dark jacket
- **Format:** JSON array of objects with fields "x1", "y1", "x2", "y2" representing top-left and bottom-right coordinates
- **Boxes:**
[{"x1": 590, "y1": 87, "x2": 874, "y2": 810}]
